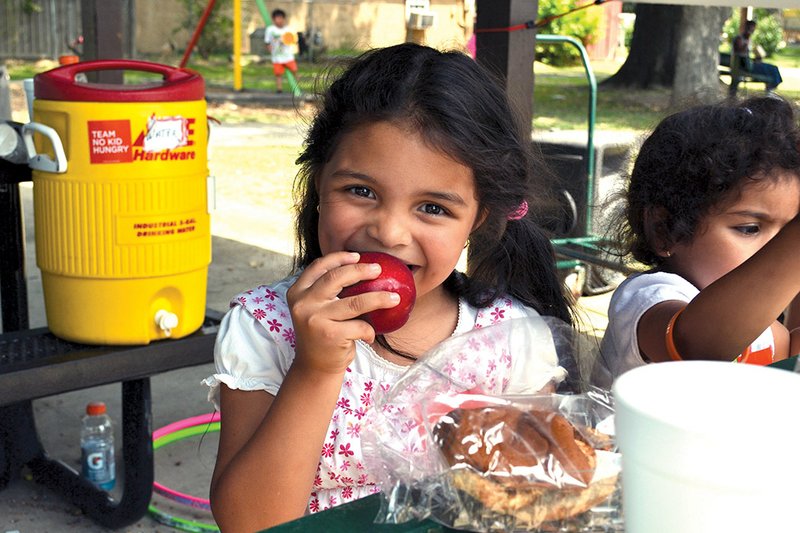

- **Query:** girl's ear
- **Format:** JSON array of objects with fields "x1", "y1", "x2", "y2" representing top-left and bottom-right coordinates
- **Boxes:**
[
  {"x1": 643, "y1": 206, "x2": 673, "y2": 258},
  {"x1": 472, "y1": 207, "x2": 489, "y2": 232}
]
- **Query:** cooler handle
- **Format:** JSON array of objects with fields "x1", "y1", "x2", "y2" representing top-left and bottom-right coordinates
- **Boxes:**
[
  {"x1": 22, "y1": 122, "x2": 68, "y2": 174},
  {"x1": 48, "y1": 59, "x2": 196, "y2": 85}
]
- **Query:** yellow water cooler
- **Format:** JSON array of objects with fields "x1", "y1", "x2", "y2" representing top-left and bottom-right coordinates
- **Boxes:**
[{"x1": 23, "y1": 60, "x2": 211, "y2": 345}]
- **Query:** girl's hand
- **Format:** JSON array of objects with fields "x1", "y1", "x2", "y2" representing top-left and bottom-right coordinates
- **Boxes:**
[{"x1": 286, "y1": 251, "x2": 401, "y2": 375}]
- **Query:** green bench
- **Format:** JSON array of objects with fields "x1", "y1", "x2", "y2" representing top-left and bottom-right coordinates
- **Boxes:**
[{"x1": 719, "y1": 52, "x2": 772, "y2": 97}]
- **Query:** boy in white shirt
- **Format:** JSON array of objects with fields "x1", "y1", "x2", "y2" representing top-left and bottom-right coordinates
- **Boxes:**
[{"x1": 264, "y1": 9, "x2": 298, "y2": 94}]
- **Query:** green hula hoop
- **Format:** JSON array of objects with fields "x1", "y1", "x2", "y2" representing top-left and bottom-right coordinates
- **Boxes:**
[{"x1": 148, "y1": 422, "x2": 221, "y2": 532}]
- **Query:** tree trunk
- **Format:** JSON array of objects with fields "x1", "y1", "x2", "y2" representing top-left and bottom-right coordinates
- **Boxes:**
[
  {"x1": 672, "y1": 6, "x2": 729, "y2": 105},
  {"x1": 603, "y1": 4, "x2": 683, "y2": 89},
  {"x1": 604, "y1": 4, "x2": 728, "y2": 103}
]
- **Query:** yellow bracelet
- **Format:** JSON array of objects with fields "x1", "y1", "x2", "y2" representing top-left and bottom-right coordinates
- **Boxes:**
[{"x1": 665, "y1": 307, "x2": 686, "y2": 361}]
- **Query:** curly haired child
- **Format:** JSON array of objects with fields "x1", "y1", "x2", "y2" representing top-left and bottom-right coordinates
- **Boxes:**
[{"x1": 597, "y1": 95, "x2": 800, "y2": 388}]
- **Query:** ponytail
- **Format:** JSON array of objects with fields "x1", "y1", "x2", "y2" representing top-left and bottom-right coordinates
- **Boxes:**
[{"x1": 462, "y1": 215, "x2": 573, "y2": 325}]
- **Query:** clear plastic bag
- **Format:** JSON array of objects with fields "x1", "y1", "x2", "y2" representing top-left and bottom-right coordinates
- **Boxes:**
[{"x1": 362, "y1": 317, "x2": 622, "y2": 532}]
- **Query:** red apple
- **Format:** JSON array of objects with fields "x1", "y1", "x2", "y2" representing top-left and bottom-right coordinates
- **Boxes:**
[{"x1": 339, "y1": 252, "x2": 416, "y2": 334}]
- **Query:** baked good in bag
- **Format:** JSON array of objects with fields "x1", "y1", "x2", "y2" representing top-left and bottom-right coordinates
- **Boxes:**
[{"x1": 432, "y1": 404, "x2": 618, "y2": 529}]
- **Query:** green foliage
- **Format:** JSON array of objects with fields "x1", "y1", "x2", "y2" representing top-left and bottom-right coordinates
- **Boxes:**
[
  {"x1": 721, "y1": 9, "x2": 784, "y2": 58},
  {"x1": 23, "y1": 0, "x2": 41, "y2": 14},
  {"x1": 536, "y1": 0, "x2": 600, "y2": 66},
  {"x1": 174, "y1": 0, "x2": 234, "y2": 59}
]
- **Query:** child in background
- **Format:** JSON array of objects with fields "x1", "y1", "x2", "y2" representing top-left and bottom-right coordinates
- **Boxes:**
[
  {"x1": 264, "y1": 8, "x2": 298, "y2": 94},
  {"x1": 597, "y1": 96, "x2": 800, "y2": 389},
  {"x1": 203, "y1": 43, "x2": 574, "y2": 531}
]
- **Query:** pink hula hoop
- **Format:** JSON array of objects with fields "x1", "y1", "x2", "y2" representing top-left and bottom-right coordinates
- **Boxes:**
[
  {"x1": 152, "y1": 412, "x2": 221, "y2": 511},
  {"x1": 153, "y1": 411, "x2": 220, "y2": 439}
]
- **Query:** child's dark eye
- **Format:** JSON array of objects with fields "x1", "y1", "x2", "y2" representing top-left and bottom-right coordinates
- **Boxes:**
[
  {"x1": 735, "y1": 224, "x2": 759, "y2": 235},
  {"x1": 421, "y1": 203, "x2": 447, "y2": 216},
  {"x1": 347, "y1": 186, "x2": 374, "y2": 198}
]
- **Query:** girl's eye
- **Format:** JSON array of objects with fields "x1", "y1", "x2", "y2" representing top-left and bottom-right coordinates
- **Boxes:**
[
  {"x1": 734, "y1": 224, "x2": 759, "y2": 235},
  {"x1": 421, "y1": 203, "x2": 447, "y2": 216},
  {"x1": 347, "y1": 186, "x2": 374, "y2": 198}
]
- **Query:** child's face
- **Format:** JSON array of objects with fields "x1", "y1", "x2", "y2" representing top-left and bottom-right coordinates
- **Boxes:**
[
  {"x1": 668, "y1": 173, "x2": 800, "y2": 289},
  {"x1": 272, "y1": 15, "x2": 286, "y2": 28},
  {"x1": 316, "y1": 121, "x2": 481, "y2": 306}
]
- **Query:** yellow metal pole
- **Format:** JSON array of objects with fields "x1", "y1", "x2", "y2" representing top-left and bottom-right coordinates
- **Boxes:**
[{"x1": 233, "y1": 0, "x2": 242, "y2": 91}]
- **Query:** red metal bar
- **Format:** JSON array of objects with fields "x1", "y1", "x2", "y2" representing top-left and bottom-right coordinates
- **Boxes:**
[{"x1": 179, "y1": 0, "x2": 218, "y2": 69}]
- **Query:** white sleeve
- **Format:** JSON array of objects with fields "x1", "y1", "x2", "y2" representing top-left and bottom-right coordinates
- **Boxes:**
[
  {"x1": 599, "y1": 271, "x2": 699, "y2": 385},
  {"x1": 202, "y1": 305, "x2": 291, "y2": 411}
]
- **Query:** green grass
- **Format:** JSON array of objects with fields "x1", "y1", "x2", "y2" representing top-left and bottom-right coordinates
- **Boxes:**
[{"x1": 6, "y1": 45, "x2": 800, "y2": 132}]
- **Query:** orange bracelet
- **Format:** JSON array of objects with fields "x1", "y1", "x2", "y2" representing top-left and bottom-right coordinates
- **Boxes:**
[{"x1": 664, "y1": 307, "x2": 686, "y2": 361}]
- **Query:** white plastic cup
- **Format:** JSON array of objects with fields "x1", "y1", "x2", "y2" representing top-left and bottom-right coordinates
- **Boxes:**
[{"x1": 613, "y1": 361, "x2": 800, "y2": 533}]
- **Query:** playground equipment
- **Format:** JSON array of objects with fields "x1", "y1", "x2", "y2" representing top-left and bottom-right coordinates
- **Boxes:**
[{"x1": 180, "y1": 0, "x2": 301, "y2": 97}]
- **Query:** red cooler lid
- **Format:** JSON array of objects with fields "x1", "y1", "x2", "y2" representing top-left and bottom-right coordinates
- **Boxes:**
[{"x1": 34, "y1": 59, "x2": 205, "y2": 102}]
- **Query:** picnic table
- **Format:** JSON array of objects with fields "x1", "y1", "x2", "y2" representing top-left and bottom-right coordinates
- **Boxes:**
[{"x1": 0, "y1": 157, "x2": 221, "y2": 528}]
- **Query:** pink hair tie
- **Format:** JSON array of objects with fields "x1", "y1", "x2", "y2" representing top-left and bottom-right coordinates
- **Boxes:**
[{"x1": 507, "y1": 200, "x2": 528, "y2": 221}]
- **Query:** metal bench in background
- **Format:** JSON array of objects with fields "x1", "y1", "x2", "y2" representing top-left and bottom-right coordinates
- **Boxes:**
[
  {"x1": 719, "y1": 52, "x2": 772, "y2": 97},
  {"x1": 0, "y1": 157, "x2": 221, "y2": 529}
]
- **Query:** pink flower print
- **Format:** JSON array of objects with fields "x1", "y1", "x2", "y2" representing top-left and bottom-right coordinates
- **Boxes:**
[
  {"x1": 346, "y1": 422, "x2": 361, "y2": 438},
  {"x1": 353, "y1": 407, "x2": 367, "y2": 420},
  {"x1": 264, "y1": 288, "x2": 278, "y2": 300},
  {"x1": 252, "y1": 308, "x2": 266, "y2": 320},
  {"x1": 468, "y1": 338, "x2": 481, "y2": 351},
  {"x1": 457, "y1": 352, "x2": 467, "y2": 363},
  {"x1": 503, "y1": 297, "x2": 512, "y2": 306},
  {"x1": 356, "y1": 461, "x2": 366, "y2": 470},
  {"x1": 339, "y1": 443, "x2": 355, "y2": 457},
  {"x1": 337, "y1": 397, "x2": 352, "y2": 411},
  {"x1": 328, "y1": 471, "x2": 339, "y2": 481},
  {"x1": 341, "y1": 476, "x2": 354, "y2": 486},
  {"x1": 237, "y1": 296, "x2": 247, "y2": 304},
  {"x1": 364, "y1": 381, "x2": 374, "y2": 392},
  {"x1": 252, "y1": 296, "x2": 264, "y2": 304},
  {"x1": 329, "y1": 429, "x2": 340, "y2": 440},
  {"x1": 342, "y1": 486, "x2": 354, "y2": 499},
  {"x1": 309, "y1": 498, "x2": 321, "y2": 513},
  {"x1": 314, "y1": 474, "x2": 322, "y2": 487},
  {"x1": 490, "y1": 306, "x2": 506, "y2": 322},
  {"x1": 360, "y1": 392, "x2": 371, "y2": 406},
  {"x1": 502, "y1": 377, "x2": 510, "y2": 390},
  {"x1": 329, "y1": 496, "x2": 338, "y2": 507},
  {"x1": 443, "y1": 361, "x2": 455, "y2": 375},
  {"x1": 358, "y1": 474, "x2": 369, "y2": 486},
  {"x1": 380, "y1": 382, "x2": 391, "y2": 392},
  {"x1": 265, "y1": 302, "x2": 276, "y2": 312},
  {"x1": 340, "y1": 461, "x2": 351, "y2": 472},
  {"x1": 282, "y1": 328, "x2": 295, "y2": 346},
  {"x1": 321, "y1": 443, "x2": 335, "y2": 458},
  {"x1": 401, "y1": 420, "x2": 418, "y2": 434},
  {"x1": 344, "y1": 379, "x2": 353, "y2": 389},
  {"x1": 266, "y1": 318, "x2": 282, "y2": 332},
  {"x1": 370, "y1": 485, "x2": 381, "y2": 494}
]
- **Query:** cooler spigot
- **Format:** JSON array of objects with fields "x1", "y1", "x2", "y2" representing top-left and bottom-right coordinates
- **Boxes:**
[{"x1": 155, "y1": 310, "x2": 179, "y2": 337}]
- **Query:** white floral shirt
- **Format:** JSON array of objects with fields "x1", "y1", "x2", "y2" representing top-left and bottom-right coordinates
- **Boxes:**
[{"x1": 204, "y1": 273, "x2": 563, "y2": 513}]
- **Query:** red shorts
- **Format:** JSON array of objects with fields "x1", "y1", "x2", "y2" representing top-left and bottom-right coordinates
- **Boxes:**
[{"x1": 273, "y1": 61, "x2": 298, "y2": 76}]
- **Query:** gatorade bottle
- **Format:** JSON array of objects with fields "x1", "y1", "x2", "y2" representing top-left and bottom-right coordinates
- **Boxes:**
[{"x1": 80, "y1": 401, "x2": 116, "y2": 490}]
